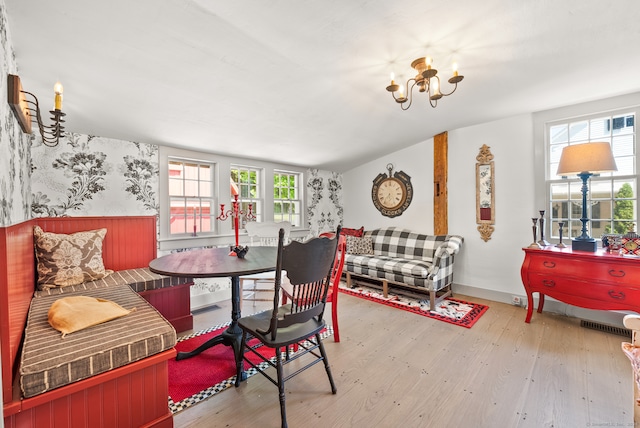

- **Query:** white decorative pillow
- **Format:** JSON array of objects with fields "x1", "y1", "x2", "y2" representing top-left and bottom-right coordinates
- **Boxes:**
[
  {"x1": 346, "y1": 235, "x2": 374, "y2": 255},
  {"x1": 34, "y1": 226, "x2": 112, "y2": 290}
]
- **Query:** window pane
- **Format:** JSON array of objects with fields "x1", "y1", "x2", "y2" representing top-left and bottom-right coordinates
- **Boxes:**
[
  {"x1": 612, "y1": 134, "x2": 634, "y2": 156},
  {"x1": 590, "y1": 181, "x2": 612, "y2": 199},
  {"x1": 184, "y1": 180, "x2": 198, "y2": 197},
  {"x1": 613, "y1": 156, "x2": 635, "y2": 176},
  {"x1": 569, "y1": 121, "x2": 588, "y2": 142},
  {"x1": 552, "y1": 201, "x2": 569, "y2": 220},
  {"x1": 590, "y1": 117, "x2": 609, "y2": 139},
  {"x1": 199, "y1": 181, "x2": 212, "y2": 197},
  {"x1": 549, "y1": 143, "x2": 566, "y2": 168},
  {"x1": 169, "y1": 178, "x2": 183, "y2": 196},
  {"x1": 199, "y1": 164, "x2": 211, "y2": 181},
  {"x1": 550, "y1": 124, "x2": 568, "y2": 144},
  {"x1": 184, "y1": 163, "x2": 199, "y2": 180},
  {"x1": 169, "y1": 161, "x2": 183, "y2": 178}
]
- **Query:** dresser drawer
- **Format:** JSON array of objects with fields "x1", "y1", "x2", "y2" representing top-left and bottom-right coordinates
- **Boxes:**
[
  {"x1": 527, "y1": 253, "x2": 640, "y2": 284},
  {"x1": 528, "y1": 273, "x2": 640, "y2": 306},
  {"x1": 526, "y1": 254, "x2": 591, "y2": 277}
]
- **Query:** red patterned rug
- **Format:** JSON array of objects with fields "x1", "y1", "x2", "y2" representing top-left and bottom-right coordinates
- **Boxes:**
[
  {"x1": 339, "y1": 282, "x2": 488, "y2": 328},
  {"x1": 168, "y1": 323, "x2": 333, "y2": 414}
]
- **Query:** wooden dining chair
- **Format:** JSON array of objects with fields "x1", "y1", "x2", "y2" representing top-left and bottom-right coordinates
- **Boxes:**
[
  {"x1": 281, "y1": 231, "x2": 346, "y2": 342},
  {"x1": 235, "y1": 227, "x2": 341, "y2": 428}
]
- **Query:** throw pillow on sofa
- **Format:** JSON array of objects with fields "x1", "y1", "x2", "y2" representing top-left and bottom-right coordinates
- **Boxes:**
[
  {"x1": 34, "y1": 226, "x2": 113, "y2": 290},
  {"x1": 346, "y1": 235, "x2": 374, "y2": 255},
  {"x1": 341, "y1": 226, "x2": 365, "y2": 237}
]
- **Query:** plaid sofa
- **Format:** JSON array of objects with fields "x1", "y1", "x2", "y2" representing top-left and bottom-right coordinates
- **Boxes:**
[{"x1": 344, "y1": 227, "x2": 463, "y2": 310}]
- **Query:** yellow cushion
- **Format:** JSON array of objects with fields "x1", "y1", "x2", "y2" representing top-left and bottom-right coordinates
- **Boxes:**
[{"x1": 48, "y1": 296, "x2": 134, "y2": 338}]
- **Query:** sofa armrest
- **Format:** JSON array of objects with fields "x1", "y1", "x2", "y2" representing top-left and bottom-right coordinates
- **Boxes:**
[{"x1": 430, "y1": 235, "x2": 464, "y2": 273}]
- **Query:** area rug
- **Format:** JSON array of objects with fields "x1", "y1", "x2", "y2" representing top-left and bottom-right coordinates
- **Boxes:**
[
  {"x1": 339, "y1": 282, "x2": 488, "y2": 328},
  {"x1": 168, "y1": 322, "x2": 333, "y2": 414}
]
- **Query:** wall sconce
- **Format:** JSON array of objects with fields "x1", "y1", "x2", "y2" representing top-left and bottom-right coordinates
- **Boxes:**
[
  {"x1": 556, "y1": 142, "x2": 618, "y2": 252},
  {"x1": 7, "y1": 74, "x2": 65, "y2": 147}
]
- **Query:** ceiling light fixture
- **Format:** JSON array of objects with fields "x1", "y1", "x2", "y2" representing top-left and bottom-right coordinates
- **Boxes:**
[
  {"x1": 386, "y1": 57, "x2": 464, "y2": 110},
  {"x1": 7, "y1": 74, "x2": 66, "y2": 147}
]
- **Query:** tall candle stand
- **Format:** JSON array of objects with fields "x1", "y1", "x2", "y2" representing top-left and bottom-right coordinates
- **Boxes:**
[
  {"x1": 217, "y1": 194, "x2": 256, "y2": 257},
  {"x1": 529, "y1": 217, "x2": 542, "y2": 248},
  {"x1": 556, "y1": 221, "x2": 567, "y2": 248},
  {"x1": 538, "y1": 210, "x2": 550, "y2": 247}
]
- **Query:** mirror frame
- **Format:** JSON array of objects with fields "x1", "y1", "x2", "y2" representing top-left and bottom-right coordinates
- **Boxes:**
[{"x1": 476, "y1": 144, "x2": 495, "y2": 242}]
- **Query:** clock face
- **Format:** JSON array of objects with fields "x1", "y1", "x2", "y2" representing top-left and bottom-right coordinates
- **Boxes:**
[
  {"x1": 371, "y1": 170, "x2": 413, "y2": 218},
  {"x1": 376, "y1": 178, "x2": 405, "y2": 210}
]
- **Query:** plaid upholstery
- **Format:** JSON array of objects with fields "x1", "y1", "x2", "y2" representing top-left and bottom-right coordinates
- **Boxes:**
[
  {"x1": 34, "y1": 267, "x2": 193, "y2": 297},
  {"x1": 345, "y1": 227, "x2": 463, "y2": 292}
]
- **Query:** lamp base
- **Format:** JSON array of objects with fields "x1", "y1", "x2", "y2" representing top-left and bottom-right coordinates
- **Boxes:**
[{"x1": 571, "y1": 238, "x2": 598, "y2": 252}]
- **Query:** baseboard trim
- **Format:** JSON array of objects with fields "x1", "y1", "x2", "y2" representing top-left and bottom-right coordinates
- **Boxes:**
[{"x1": 453, "y1": 283, "x2": 627, "y2": 328}]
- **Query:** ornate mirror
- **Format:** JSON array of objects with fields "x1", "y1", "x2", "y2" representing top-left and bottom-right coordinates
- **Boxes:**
[{"x1": 476, "y1": 144, "x2": 495, "y2": 242}]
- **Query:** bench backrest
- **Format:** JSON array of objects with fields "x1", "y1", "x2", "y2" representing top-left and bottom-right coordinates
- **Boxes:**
[{"x1": 365, "y1": 227, "x2": 462, "y2": 262}]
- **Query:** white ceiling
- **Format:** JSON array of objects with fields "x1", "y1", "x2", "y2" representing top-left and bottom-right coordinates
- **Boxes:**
[{"x1": 5, "y1": 0, "x2": 640, "y2": 172}]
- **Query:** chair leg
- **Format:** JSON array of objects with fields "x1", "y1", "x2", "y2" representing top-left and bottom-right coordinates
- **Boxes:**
[
  {"x1": 331, "y1": 302, "x2": 340, "y2": 342},
  {"x1": 316, "y1": 333, "x2": 337, "y2": 394},
  {"x1": 235, "y1": 331, "x2": 247, "y2": 387},
  {"x1": 276, "y1": 346, "x2": 288, "y2": 428}
]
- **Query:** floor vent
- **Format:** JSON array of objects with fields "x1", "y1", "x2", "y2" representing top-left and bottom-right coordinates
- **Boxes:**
[{"x1": 580, "y1": 320, "x2": 631, "y2": 338}]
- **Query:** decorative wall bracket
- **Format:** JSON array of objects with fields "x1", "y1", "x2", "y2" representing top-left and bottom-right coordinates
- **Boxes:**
[{"x1": 476, "y1": 144, "x2": 495, "y2": 242}]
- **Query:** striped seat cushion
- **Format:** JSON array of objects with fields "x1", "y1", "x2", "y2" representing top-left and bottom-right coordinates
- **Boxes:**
[
  {"x1": 20, "y1": 285, "x2": 176, "y2": 398},
  {"x1": 34, "y1": 267, "x2": 193, "y2": 297}
]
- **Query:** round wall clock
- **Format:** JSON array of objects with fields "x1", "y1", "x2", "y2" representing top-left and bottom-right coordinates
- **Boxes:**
[{"x1": 371, "y1": 163, "x2": 413, "y2": 218}]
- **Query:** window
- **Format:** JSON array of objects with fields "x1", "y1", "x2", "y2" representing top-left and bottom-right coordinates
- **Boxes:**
[
  {"x1": 274, "y1": 170, "x2": 302, "y2": 227},
  {"x1": 168, "y1": 159, "x2": 214, "y2": 235},
  {"x1": 547, "y1": 112, "x2": 636, "y2": 239},
  {"x1": 230, "y1": 165, "x2": 262, "y2": 226}
]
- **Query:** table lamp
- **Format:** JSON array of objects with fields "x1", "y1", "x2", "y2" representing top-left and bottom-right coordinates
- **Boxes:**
[{"x1": 556, "y1": 142, "x2": 617, "y2": 252}]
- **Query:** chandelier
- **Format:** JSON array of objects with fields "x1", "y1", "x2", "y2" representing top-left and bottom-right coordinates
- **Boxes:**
[{"x1": 386, "y1": 57, "x2": 464, "y2": 110}]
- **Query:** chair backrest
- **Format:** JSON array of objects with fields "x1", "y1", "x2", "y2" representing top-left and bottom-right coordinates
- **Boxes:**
[
  {"x1": 320, "y1": 232, "x2": 346, "y2": 293},
  {"x1": 245, "y1": 221, "x2": 291, "y2": 246},
  {"x1": 261, "y1": 227, "x2": 341, "y2": 340}
]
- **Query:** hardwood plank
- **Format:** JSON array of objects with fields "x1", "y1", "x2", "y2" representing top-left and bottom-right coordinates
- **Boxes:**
[{"x1": 173, "y1": 292, "x2": 633, "y2": 428}]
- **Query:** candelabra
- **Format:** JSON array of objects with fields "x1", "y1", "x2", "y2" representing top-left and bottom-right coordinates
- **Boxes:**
[{"x1": 217, "y1": 194, "x2": 255, "y2": 257}]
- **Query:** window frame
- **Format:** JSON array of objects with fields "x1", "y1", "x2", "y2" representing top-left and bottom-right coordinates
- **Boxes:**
[
  {"x1": 273, "y1": 169, "x2": 303, "y2": 227},
  {"x1": 158, "y1": 146, "x2": 308, "y2": 251},
  {"x1": 230, "y1": 164, "x2": 263, "y2": 225},
  {"x1": 167, "y1": 157, "x2": 217, "y2": 237},
  {"x1": 545, "y1": 109, "x2": 637, "y2": 241}
]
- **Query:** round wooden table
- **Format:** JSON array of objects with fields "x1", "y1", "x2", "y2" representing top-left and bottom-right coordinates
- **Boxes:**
[{"x1": 149, "y1": 246, "x2": 277, "y2": 363}]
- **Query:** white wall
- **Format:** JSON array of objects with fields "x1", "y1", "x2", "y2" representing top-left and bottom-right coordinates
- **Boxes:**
[
  {"x1": 343, "y1": 141, "x2": 435, "y2": 233},
  {"x1": 344, "y1": 113, "x2": 536, "y2": 302},
  {"x1": 448, "y1": 114, "x2": 535, "y2": 298}
]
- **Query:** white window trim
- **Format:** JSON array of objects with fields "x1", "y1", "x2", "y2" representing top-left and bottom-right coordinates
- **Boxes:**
[
  {"x1": 158, "y1": 145, "x2": 309, "y2": 251},
  {"x1": 533, "y1": 93, "x2": 640, "y2": 244}
]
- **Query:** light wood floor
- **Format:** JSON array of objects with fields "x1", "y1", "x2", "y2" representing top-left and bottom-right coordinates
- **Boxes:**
[{"x1": 173, "y1": 292, "x2": 634, "y2": 428}]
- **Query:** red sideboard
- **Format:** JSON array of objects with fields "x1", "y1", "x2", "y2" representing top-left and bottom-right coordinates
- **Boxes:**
[{"x1": 521, "y1": 247, "x2": 640, "y2": 323}]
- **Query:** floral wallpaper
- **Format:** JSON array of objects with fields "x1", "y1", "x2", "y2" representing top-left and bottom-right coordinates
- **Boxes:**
[
  {"x1": 31, "y1": 133, "x2": 159, "y2": 217},
  {"x1": 306, "y1": 168, "x2": 343, "y2": 235},
  {"x1": 0, "y1": 0, "x2": 32, "y2": 227}
]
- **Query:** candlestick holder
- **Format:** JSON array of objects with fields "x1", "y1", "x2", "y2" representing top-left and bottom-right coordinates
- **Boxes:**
[
  {"x1": 538, "y1": 210, "x2": 550, "y2": 247},
  {"x1": 217, "y1": 194, "x2": 256, "y2": 257},
  {"x1": 529, "y1": 217, "x2": 542, "y2": 248},
  {"x1": 556, "y1": 221, "x2": 567, "y2": 248}
]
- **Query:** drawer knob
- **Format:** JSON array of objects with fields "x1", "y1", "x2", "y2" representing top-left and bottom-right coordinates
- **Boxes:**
[
  {"x1": 543, "y1": 261, "x2": 556, "y2": 268},
  {"x1": 608, "y1": 290, "x2": 626, "y2": 300},
  {"x1": 608, "y1": 269, "x2": 626, "y2": 278},
  {"x1": 542, "y1": 279, "x2": 555, "y2": 287}
]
